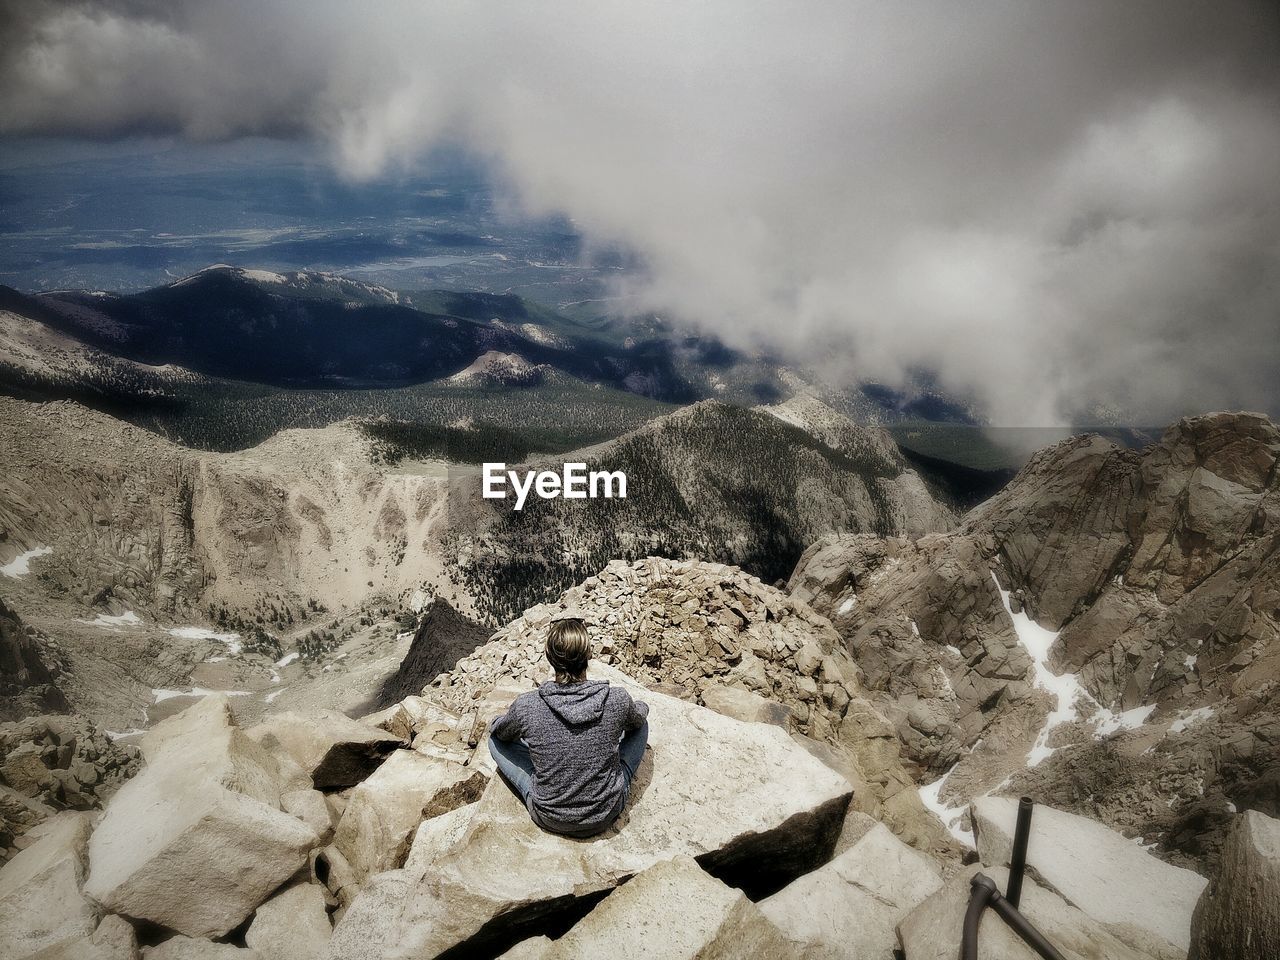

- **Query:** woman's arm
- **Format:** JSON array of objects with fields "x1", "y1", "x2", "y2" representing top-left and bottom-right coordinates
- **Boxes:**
[
  {"x1": 623, "y1": 691, "x2": 649, "y2": 732},
  {"x1": 488, "y1": 701, "x2": 524, "y2": 742}
]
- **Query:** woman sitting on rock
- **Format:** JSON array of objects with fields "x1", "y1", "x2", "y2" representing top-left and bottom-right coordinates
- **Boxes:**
[{"x1": 488, "y1": 617, "x2": 650, "y2": 837}]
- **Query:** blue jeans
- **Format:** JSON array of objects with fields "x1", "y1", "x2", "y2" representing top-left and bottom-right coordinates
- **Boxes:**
[{"x1": 488, "y1": 721, "x2": 649, "y2": 808}]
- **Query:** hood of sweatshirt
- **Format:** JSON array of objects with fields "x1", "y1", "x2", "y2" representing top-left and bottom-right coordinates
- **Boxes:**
[{"x1": 537, "y1": 679, "x2": 610, "y2": 725}]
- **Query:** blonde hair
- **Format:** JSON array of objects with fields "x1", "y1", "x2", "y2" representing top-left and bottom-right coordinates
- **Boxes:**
[{"x1": 546, "y1": 618, "x2": 591, "y2": 683}]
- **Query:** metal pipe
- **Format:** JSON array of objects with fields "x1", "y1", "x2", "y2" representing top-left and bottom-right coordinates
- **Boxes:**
[
  {"x1": 962, "y1": 872, "x2": 1069, "y2": 960},
  {"x1": 1006, "y1": 795, "x2": 1034, "y2": 908},
  {"x1": 990, "y1": 893, "x2": 1069, "y2": 960},
  {"x1": 960, "y1": 873, "x2": 998, "y2": 960}
]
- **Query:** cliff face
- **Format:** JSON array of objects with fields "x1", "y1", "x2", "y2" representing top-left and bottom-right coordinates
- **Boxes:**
[
  {"x1": 0, "y1": 599, "x2": 68, "y2": 722},
  {"x1": 789, "y1": 412, "x2": 1280, "y2": 869}
]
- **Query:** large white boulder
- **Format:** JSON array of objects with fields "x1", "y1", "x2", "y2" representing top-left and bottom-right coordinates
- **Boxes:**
[
  {"x1": 1189, "y1": 809, "x2": 1280, "y2": 960},
  {"x1": 85, "y1": 698, "x2": 321, "y2": 938},
  {"x1": 0, "y1": 812, "x2": 97, "y2": 959},
  {"x1": 331, "y1": 749, "x2": 486, "y2": 885},
  {"x1": 86, "y1": 782, "x2": 319, "y2": 938},
  {"x1": 972, "y1": 796, "x2": 1206, "y2": 958},
  {"x1": 759, "y1": 821, "x2": 942, "y2": 959},
  {"x1": 246, "y1": 710, "x2": 403, "y2": 790},
  {"x1": 498, "y1": 855, "x2": 800, "y2": 959},
  {"x1": 328, "y1": 665, "x2": 851, "y2": 959},
  {"x1": 898, "y1": 864, "x2": 1156, "y2": 960},
  {"x1": 245, "y1": 882, "x2": 332, "y2": 960}
]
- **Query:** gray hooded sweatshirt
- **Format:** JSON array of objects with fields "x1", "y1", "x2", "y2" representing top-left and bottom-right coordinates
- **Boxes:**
[{"x1": 489, "y1": 680, "x2": 648, "y2": 836}]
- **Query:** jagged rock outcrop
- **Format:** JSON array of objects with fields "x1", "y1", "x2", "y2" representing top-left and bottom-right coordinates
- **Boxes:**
[
  {"x1": 425, "y1": 556, "x2": 952, "y2": 855},
  {"x1": 0, "y1": 714, "x2": 139, "y2": 864},
  {"x1": 1189, "y1": 809, "x2": 1280, "y2": 960},
  {"x1": 759, "y1": 820, "x2": 943, "y2": 959},
  {"x1": 790, "y1": 413, "x2": 1280, "y2": 867},
  {"x1": 498, "y1": 855, "x2": 800, "y2": 960},
  {"x1": 375, "y1": 598, "x2": 489, "y2": 709},
  {"x1": 972, "y1": 797, "x2": 1206, "y2": 958},
  {"x1": 0, "y1": 598, "x2": 70, "y2": 720},
  {"x1": 327, "y1": 664, "x2": 853, "y2": 958}
]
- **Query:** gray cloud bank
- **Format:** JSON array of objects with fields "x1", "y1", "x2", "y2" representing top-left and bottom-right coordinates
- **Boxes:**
[{"x1": 3, "y1": 0, "x2": 1280, "y2": 424}]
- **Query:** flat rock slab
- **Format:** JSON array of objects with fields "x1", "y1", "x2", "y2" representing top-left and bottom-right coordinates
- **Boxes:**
[
  {"x1": 499, "y1": 855, "x2": 800, "y2": 959},
  {"x1": 329, "y1": 664, "x2": 851, "y2": 959},
  {"x1": 0, "y1": 812, "x2": 97, "y2": 959},
  {"x1": 247, "y1": 709, "x2": 403, "y2": 790},
  {"x1": 760, "y1": 821, "x2": 942, "y2": 959},
  {"x1": 898, "y1": 864, "x2": 1156, "y2": 960},
  {"x1": 1189, "y1": 809, "x2": 1280, "y2": 960},
  {"x1": 973, "y1": 796, "x2": 1206, "y2": 958}
]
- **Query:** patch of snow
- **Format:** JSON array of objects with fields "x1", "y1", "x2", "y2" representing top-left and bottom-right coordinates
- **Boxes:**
[
  {"x1": 265, "y1": 688, "x2": 287, "y2": 704},
  {"x1": 994, "y1": 573, "x2": 1080, "y2": 766},
  {"x1": 837, "y1": 595, "x2": 858, "y2": 614},
  {"x1": 1184, "y1": 654, "x2": 1198, "y2": 671},
  {"x1": 1226, "y1": 801, "x2": 1237, "y2": 814},
  {"x1": 152, "y1": 687, "x2": 250, "y2": 703},
  {"x1": 945, "y1": 643, "x2": 962, "y2": 657},
  {"x1": 996, "y1": 573, "x2": 1167, "y2": 760},
  {"x1": 275, "y1": 652, "x2": 300, "y2": 667},
  {"x1": 409, "y1": 588, "x2": 429, "y2": 612},
  {"x1": 1094, "y1": 704, "x2": 1158, "y2": 737},
  {"x1": 918, "y1": 763, "x2": 974, "y2": 847},
  {"x1": 168, "y1": 626, "x2": 243, "y2": 655},
  {"x1": 1, "y1": 545, "x2": 53, "y2": 578},
  {"x1": 1169, "y1": 706, "x2": 1215, "y2": 734},
  {"x1": 77, "y1": 611, "x2": 142, "y2": 628},
  {"x1": 104, "y1": 728, "x2": 145, "y2": 741}
]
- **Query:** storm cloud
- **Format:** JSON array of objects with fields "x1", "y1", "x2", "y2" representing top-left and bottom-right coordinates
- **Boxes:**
[{"x1": 3, "y1": 1, "x2": 1279, "y2": 424}]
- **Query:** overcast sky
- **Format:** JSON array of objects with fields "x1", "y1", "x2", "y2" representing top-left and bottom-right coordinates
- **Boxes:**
[{"x1": 2, "y1": 1, "x2": 1279, "y2": 425}]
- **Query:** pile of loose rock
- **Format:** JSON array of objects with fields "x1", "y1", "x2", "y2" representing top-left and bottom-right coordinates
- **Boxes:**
[{"x1": 0, "y1": 714, "x2": 139, "y2": 864}]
